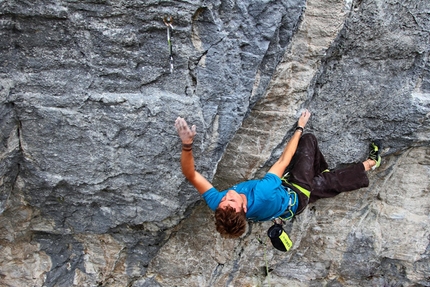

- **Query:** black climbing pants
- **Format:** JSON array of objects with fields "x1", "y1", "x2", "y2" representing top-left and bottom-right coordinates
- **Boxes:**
[{"x1": 285, "y1": 133, "x2": 369, "y2": 214}]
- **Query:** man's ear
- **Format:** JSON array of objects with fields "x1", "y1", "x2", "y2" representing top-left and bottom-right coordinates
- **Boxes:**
[{"x1": 242, "y1": 204, "x2": 247, "y2": 213}]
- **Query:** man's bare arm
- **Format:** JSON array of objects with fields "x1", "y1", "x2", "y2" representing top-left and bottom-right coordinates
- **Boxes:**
[
  {"x1": 268, "y1": 109, "x2": 311, "y2": 178},
  {"x1": 175, "y1": 117, "x2": 213, "y2": 195}
]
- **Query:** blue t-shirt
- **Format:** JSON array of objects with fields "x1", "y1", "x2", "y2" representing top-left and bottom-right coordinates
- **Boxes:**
[{"x1": 202, "y1": 173, "x2": 297, "y2": 221}]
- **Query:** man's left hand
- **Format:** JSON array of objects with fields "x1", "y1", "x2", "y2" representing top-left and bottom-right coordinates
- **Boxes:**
[
  {"x1": 175, "y1": 117, "x2": 196, "y2": 144},
  {"x1": 298, "y1": 109, "x2": 311, "y2": 128}
]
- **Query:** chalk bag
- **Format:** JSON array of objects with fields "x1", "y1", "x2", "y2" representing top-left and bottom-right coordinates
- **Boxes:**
[{"x1": 267, "y1": 223, "x2": 293, "y2": 252}]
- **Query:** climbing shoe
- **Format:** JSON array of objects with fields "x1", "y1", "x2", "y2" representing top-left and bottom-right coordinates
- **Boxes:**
[{"x1": 368, "y1": 140, "x2": 382, "y2": 170}]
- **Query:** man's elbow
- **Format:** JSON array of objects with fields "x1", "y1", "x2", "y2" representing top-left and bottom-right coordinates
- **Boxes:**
[
  {"x1": 182, "y1": 170, "x2": 196, "y2": 181},
  {"x1": 274, "y1": 158, "x2": 289, "y2": 170}
]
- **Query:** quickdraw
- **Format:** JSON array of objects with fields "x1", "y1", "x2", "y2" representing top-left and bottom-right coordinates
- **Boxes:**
[{"x1": 163, "y1": 16, "x2": 174, "y2": 73}]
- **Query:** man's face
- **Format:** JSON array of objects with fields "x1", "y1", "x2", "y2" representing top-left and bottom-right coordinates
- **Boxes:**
[{"x1": 218, "y1": 190, "x2": 244, "y2": 212}]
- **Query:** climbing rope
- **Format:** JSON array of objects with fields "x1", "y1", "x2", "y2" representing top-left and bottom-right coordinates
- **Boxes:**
[
  {"x1": 163, "y1": 16, "x2": 174, "y2": 73},
  {"x1": 256, "y1": 236, "x2": 272, "y2": 287}
]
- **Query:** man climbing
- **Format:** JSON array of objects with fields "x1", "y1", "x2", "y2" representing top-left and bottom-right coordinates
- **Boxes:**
[{"x1": 175, "y1": 110, "x2": 381, "y2": 238}]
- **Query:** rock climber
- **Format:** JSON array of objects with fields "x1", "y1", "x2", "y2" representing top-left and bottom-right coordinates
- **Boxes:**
[{"x1": 174, "y1": 110, "x2": 381, "y2": 239}]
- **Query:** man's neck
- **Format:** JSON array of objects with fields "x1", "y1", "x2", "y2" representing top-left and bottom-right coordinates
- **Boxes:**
[{"x1": 240, "y1": 194, "x2": 248, "y2": 212}]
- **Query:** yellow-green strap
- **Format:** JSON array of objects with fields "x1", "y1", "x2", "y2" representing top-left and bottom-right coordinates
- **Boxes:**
[
  {"x1": 281, "y1": 177, "x2": 311, "y2": 198},
  {"x1": 290, "y1": 182, "x2": 310, "y2": 198}
]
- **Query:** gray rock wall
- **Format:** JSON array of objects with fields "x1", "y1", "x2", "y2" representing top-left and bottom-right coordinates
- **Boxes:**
[{"x1": 0, "y1": 0, "x2": 429, "y2": 286}]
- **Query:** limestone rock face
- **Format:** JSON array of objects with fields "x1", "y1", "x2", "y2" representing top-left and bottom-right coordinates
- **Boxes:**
[{"x1": 0, "y1": 0, "x2": 429, "y2": 286}]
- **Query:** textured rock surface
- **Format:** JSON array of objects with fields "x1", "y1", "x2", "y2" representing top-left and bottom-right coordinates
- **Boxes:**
[
  {"x1": 0, "y1": 0, "x2": 429, "y2": 286},
  {"x1": 146, "y1": 0, "x2": 430, "y2": 286}
]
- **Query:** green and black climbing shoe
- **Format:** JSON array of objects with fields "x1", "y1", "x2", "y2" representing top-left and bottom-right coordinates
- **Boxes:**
[{"x1": 369, "y1": 140, "x2": 382, "y2": 170}]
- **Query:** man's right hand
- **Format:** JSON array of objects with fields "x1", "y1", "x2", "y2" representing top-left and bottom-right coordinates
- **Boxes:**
[{"x1": 175, "y1": 117, "x2": 196, "y2": 144}]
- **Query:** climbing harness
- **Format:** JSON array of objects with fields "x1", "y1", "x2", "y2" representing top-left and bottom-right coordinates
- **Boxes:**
[
  {"x1": 163, "y1": 16, "x2": 174, "y2": 73},
  {"x1": 278, "y1": 187, "x2": 297, "y2": 220},
  {"x1": 281, "y1": 172, "x2": 311, "y2": 198}
]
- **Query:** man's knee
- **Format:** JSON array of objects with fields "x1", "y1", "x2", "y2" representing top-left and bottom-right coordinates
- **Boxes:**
[
  {"x1": 300, "y1": 133, "x2": 317, "y2": 143},
  {"x1": 297, "y1": 133, "x2": 319, "y2": 153}
]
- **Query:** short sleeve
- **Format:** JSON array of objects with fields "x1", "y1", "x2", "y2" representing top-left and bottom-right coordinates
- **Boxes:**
[
  {"x1": 256, "y1": 173, "x2": 283, "y2": 197},
  {"x1": 202, "y1": 187, "x2": 227, "y2": 211}
]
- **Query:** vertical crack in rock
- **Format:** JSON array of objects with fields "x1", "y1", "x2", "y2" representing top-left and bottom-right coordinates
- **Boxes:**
[
  {"x1": 0, "y1": 100, "x2": 21, "y2": 215},
  {"x1": 225, "y1": 246, "x2": 245, "y2": 286},
  {"x1": 208, "y1": 263, "x2": 225, "y2": 285},
  {"x1": 248, "y1": 3, "x2": 306, "y2": 110},
  {"x1": 214, "y1": 0, "x2": 349, "y2": 189},
  {"x1": 12, "y1": 115, "x2": 24, "y2": 212}
]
